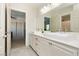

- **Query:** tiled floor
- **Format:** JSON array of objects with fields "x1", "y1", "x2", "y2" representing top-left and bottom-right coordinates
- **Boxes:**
[
  {"x1": 10, "y1": 39, "x2": 37, "y2": 56},
  {"x1": 10, "y1": 46, "x2": 37, "y2": 56},
  {"x1": 11, "y1": 39, "x2": 25, "y2": 48}
]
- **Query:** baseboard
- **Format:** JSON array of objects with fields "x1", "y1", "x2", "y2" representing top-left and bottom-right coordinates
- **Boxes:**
[{"x1": 29, "y1": 45, "x2": 39, "y2": 56}]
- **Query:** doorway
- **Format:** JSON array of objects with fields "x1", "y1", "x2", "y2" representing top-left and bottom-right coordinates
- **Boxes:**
[
  {"x1": 61, "y1": 14, "x2": 70, "y2": 32},
  {"x1": 11, "y1": 9, "x2": 26, "y2": 48}
]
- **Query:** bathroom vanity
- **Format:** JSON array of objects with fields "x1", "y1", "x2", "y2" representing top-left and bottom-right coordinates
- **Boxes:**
[{"x1": 30, "y1": 32, "x2": 79, "y2": 56}]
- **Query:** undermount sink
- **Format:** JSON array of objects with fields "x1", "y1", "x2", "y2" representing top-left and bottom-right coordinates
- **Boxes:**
[
  {"x1": 34, "y1": 31, "x2": 79, "y2": 41},
  {"x1": 42, "y1": 32, "x2": 79, "y2": 41},
  {"x1": 43, "y1": 32, "x2": 70, "y2": 37}
]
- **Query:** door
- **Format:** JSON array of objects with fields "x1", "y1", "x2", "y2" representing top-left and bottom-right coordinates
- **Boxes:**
[
  {"x1": 0, "y1": 3, "x2": 6, "y2": 56},
  {"x1": 0, "y1": 3, "x2": 11, "y2": 56},
  {"x1": 6, "y1": 4, "x2": 11, "y2": 56}
]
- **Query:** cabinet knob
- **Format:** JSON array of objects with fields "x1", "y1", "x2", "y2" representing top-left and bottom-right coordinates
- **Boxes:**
[{"x1": 35, "y1": 38, "x2": 38, "y2": 40}]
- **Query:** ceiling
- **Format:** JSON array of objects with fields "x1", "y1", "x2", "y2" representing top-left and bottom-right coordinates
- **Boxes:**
[
  {"x1": 11, "y1": 3, "x2": 49, "y2": 20},
  {"x1": 24, "y1": 3, "x2": 50, "y2": 10}
]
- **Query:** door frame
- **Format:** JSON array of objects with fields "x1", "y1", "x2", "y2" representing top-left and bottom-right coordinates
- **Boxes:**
[
  {"x1": 0, "y1": 3, "x2": 6, "y2": 56},
  {"x1": 60, "y1": 12, "x2": 71, "y2": 31},
  {"x1": 11, "y1": 8, "x2": 26, "y2": 47},
  {"x1": 5, "y1": 4, "x2": 7, "y2": 56}
]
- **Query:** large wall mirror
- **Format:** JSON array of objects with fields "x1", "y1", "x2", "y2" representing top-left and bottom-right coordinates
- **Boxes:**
[{"x1": 41, "y1": 4, "x2": 79, "y2": 32}]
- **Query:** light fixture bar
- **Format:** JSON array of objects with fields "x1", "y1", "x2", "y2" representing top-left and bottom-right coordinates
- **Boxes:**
[{"x1": 40, "y1": 3, "x2": 62, "y2": 14}]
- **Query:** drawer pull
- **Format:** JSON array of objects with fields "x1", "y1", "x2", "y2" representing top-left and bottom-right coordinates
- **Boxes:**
[
  {"x1": 48, "y1": 42, "x2": 52, "y2": 45},
  {"x1": 35, "y1": 43, "x2": 38, "y2": 45},
  {"x1": 35, "y1": 38, "x2": 38, "y2": 40}
]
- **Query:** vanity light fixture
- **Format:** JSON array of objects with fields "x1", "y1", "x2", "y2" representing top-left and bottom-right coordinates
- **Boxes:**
[{"x1": 40, "y1": 3, "x2": 62, "y2": 14}]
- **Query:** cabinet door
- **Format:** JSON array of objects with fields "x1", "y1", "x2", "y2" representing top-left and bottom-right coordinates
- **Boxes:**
[
  {"x1": 36, "y1": 37, "x2": 77, "y2": 56},
  {"x1": 77, "y1": 50, "x2": 79, "y2": 56},
  {"x1": 30, "y1": 34, "x2": 34, "y2": 47},
  {"x1": 30, "y1": 35, "x2": 37, "y2": 51},
  {"x1": 36, "y1": 37, "x2": 52, "y2": 56},
  {"x1": 50, "y1": 41, "x2": 77, "y2": 56}
]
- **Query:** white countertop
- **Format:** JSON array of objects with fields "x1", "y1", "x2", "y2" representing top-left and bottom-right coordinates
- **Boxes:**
[{"x1": 32, "y1": 32, "x2": 79, "y2": 49}]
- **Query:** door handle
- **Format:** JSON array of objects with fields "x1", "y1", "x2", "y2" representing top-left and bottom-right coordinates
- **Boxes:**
[{"x1": 3, "y1": 35, "x2": 8, "y2": 38}]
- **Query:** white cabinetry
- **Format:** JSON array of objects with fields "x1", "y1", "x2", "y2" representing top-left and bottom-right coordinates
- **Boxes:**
[
  {"x1": 50, "y1": 41, "x2": 77, "y2": 56},
  {"x1": 30, "y1": 34, "x2": 37, "y2": 51},
  {"x1": 30, "y1": 34, "x2": 78, "y2": 56}
]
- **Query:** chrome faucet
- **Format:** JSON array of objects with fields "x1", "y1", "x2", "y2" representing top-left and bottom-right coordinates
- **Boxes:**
[
  {"x1": 37, "y1": 28, "x2": 44, "y2": 33},
  {"x1": 40, "y1": 28, "x2": 44, "y2": 33}
]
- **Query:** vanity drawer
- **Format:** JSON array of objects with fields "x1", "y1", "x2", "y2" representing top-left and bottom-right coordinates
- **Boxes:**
[
  {"x1": 52, "y1": 41, "x2": 78, "y2": 56},
  {"x1": 35, "y1": 36, "x2": 53, "y2": 45}
]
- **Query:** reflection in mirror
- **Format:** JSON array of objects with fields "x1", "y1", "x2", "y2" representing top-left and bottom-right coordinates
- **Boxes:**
[
  {"x1": 42, "y1": 4, "x2": 79, "y2": 32},
  {"x1": 44, "y1": 17, "x2": 50, "y2": 31},
  {"x1": 61, "y1": 15, "x2": 70, "y2": 32}
]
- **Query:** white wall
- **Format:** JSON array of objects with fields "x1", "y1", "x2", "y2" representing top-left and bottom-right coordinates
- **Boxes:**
[
  {"x1": 10, "y1": 3, "x2": 38, "y2": 46},
  {"x1": 71, "y1": 4, "x2": 79, "y2": 32}
]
